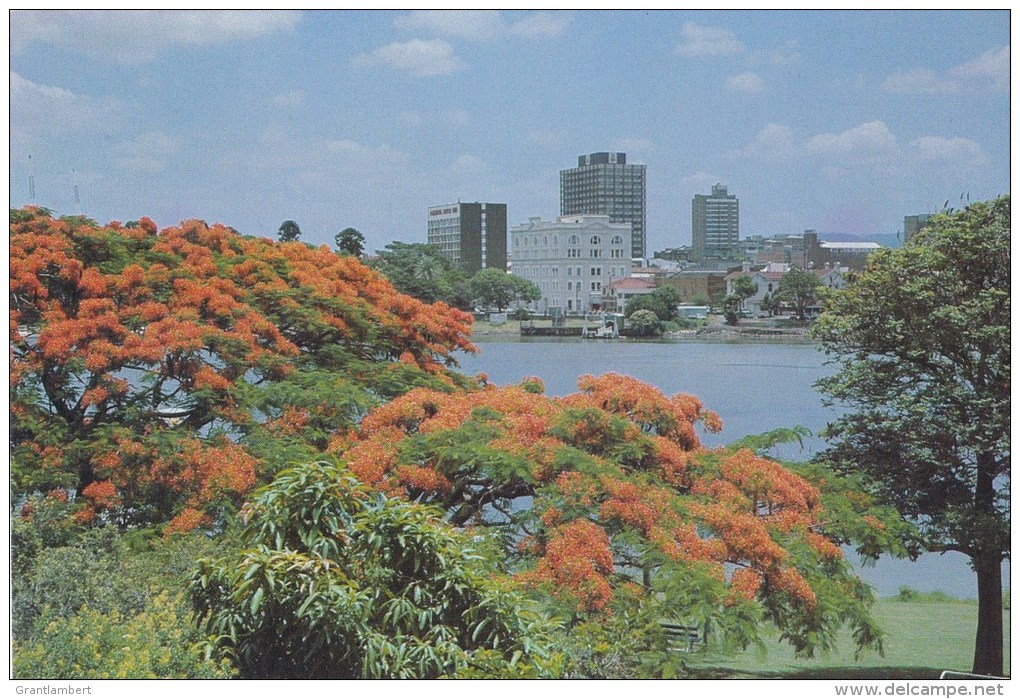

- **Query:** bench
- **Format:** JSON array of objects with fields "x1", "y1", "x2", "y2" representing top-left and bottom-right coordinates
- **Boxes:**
[{"x1": 660, "y1": 622, "x2": 705, "y2": 653}]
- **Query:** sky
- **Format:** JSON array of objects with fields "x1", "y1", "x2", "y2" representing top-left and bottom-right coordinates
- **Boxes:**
[{"x1": 8, "y1": 9, "x2": 1011, "y2": 255}]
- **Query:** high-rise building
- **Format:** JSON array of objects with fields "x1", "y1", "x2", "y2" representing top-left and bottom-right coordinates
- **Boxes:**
[
  {"x1": 427, "y1": 202, "x2": 507, "y2": 275},
  {"x1": 560, "y1": 152, "x2": 647, "y2": 260},
  {"x1": 692, "y1": 184, "x2": 739, "y2": 261}
]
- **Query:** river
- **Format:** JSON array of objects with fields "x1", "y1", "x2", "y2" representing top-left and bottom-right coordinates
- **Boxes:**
[{"x1": 456, "y1": 338, "x2": 1009, "y2": 599}]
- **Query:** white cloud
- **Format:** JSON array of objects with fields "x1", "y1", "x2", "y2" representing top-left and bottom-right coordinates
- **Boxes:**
[
  {"x1": 394, "y1": 10, "x2": 570, "y2": 40},
  {"x1": 726, "y1": 72, "x2": 765, "y2": 94},
  {"x1": 949, "y1": 45, "x2": 1009, "y2": 88},
  {"x1": 675, "y1": 22, "x2": 743, "y2": 57},
  {"x1": 355, "y1": 39, "x2": 465, "y2": 77},
  {"x1": 273, "y1": 90, "x2": 305, "y2": 108},
  {"x1": 732, "y1": 123, "x2": 796, "y2": 161},
  {"x1": 768, "y1": 40, "x2": 801, "y2": 66},
  {"x1": 11, "y1": 10, "x2": 301, "y2": 61},
  {"x1": 394, "y1": 10, "x2": 502, "y2": 40},
  {"x1": 115, "y1": 131, "x2": 176, "y2": 174},
  {"x1": 10, "y1": 71, "x2": 124, "y2": 140},
  {"x1": 910, "y1": 136, "x2": 988, "y2": 165},
  {"x1": 508, "y1": 12, "x2": 571, "y2": 38},
  {"x1": 805, "y1": 121, "x2": 899, "y2": 162},
  {"x1": 884, "y1": 45, "x2": 1008, "y2": 95}
]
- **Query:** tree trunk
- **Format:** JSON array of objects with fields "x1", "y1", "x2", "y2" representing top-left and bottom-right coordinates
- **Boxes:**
[{"x1": 971, "y1": 552, "x2": 1003, "y2": 676}]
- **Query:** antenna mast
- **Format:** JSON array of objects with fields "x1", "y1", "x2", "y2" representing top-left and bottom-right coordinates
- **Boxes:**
[
  {"x1": 28, "y1": 155, "x2": 36, "y2": 202},
  {"x1": 72, "y1": 169, "x2": 81, "y2": 212}
]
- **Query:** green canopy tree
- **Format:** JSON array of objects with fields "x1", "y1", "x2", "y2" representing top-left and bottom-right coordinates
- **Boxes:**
[
  {"x1": 731, "y1": 274, "x2": 759, "y2": 316},
  {"x1": 369, "y1": 241, "x2": 472, "y2": 309},
  {"x1": 812, "y1": 196, "x2": 1010, "y2": 676},
  {"x1": 469, "y1": 268, "x2": 541, "y2": 312},
  {"x1": 624, "y1": 286, "x2": 683, "y2": 321},
  {"x1": 277, "y1": 220, "x2": 302, "y2": 242},
  {"x1": 334, "y1": 227, "x2": 365, "y2": 258},
  {"x1": 191, "y1": 461, "x2": 557, "y2": 679},
  {"x1": 777, "y1": 267, "x2": 821, "y2": 320}
]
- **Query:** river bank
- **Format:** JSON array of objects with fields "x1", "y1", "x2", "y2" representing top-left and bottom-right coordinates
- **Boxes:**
[{"x1": 469, "y1": 316, "x2": 816, "y2": 344}]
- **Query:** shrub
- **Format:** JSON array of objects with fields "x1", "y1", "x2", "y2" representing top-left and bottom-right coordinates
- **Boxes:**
[
  {"x1": 13, "y1": 593, "x2": 235, "y2": 679},
  {"x1": 627, "y1": 309, "x2": 663, "y2": 337}
]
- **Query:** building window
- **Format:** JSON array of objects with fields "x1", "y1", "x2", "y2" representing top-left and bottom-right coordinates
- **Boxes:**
[
  {"x1": 568, "y1": 235, "x2": 580, "y2": 245},
  {"x1": 611, "y1": 235, "x2": 623, "y2": 245},
  {"x1": 590, "y1": 235, "x2": 601, "y2": 245},
  {"x1": 590, "y1": 249, "x2": 602, "y2": 258}
]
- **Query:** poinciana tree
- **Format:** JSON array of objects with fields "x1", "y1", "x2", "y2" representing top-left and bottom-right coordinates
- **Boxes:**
[
  {"x1": 9, "y1": 207, "x2": 476, "y2": 531},
  {"x1": 330, "y1": 372, "x2": 912, "y2": 659}
]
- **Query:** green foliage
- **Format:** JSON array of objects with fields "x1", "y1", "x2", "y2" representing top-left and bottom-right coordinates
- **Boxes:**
[
  {"x1": 369, "y1": 241, "x2": 473, "y2": 308},
  {"x1": 896, "y1": 587, "x2": 963, "y2": 604},
  {"x1": 550, "y1": 589, "x2": 682, "y2": 679},
  {"x1": 12, "y1": 521, "x2": 225, "y2": 643},
  {"x1": 812, "y1": 196, "x2": 1010, "y2": 676},
  {"x1": 723, "y1": 293, "x2": 742, "y2": 326},
  {"x1": 776, "y1": 267, "x2": 822, "y2": 319},
  {"x1": 731, "y1": 274, "x2": 759, "y2": 302},
  {"x1": 626, "y1": 308, "x2": 663, "y2": 337},
  {"x1": 13, "y1": 593, "x2": 235, "y2": 679},
  {"x1": 469, "y1": 268, "x2": 540, "y2": 311},
  {"x1": 334, "y1": 227, "x2": 365, "y2": 257},
  {"x1": 277, "y1": 219, "x2": 301, "y2": 242},
  {"x1": 625, "y1": 285, "x2": 684, "y2": 321},
  {"x1": 191, "y1": 461, "x2": 557, "y2": 679}
]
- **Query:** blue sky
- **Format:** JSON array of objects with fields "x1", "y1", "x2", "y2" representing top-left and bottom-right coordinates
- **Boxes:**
[{"x1": 9, "y1": 10, "x2": 1010, "y2": 254}]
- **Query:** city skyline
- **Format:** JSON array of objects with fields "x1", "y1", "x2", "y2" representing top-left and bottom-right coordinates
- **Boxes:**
[{"x1": 9, "y1": 10, "x2": 1010, "y2": 255}]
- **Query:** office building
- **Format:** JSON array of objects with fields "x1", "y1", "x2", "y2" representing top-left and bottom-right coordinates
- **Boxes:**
[
  {"x1": 692, "y1": 184, "x2": 739, "y2": 261},
  {"x1": 560, "y1": 152, "x2": 647, "y2": 260},
  {"x1": 511, "y1": 215, "x2": 632, "y2": 315},
  {"x1": 427, "y1": 202, "x2": 507, "y2": 275}
]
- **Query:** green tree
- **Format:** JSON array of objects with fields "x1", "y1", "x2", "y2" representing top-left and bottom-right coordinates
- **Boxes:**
[
  {"x1": 369, "y1": 241, "x2": 472, "y2": 309},
  {"x1": 191, "y1": 461, "x2": 557, "y2": 679},
  {"x1": 626, "y1": 308, "x2": 663, "y2": 337},
  {"x1": 624, "y1": 286, "x2": 683, "y2": 322},
  {"x1": 277, "y1": 219, "x2": 302, "y2": 242},
  {"x1": 812, "y1": 196, "x2": 1010, "y2": 676},
  {"x1": 722, "y1": 294, "x2": 742, "y2": 326},
  {"x1": 731, "y1": 274, "x2": 758, "y2": 308},
  {"x1": 334, "y1": 227, "x2": 365, "y2": 258},
  {"x1": 777, "y1": 267, "x2": 821, "y2": 320},
  {"x1": 469, "y1": 268, "x2": 541, "y2": 312}
]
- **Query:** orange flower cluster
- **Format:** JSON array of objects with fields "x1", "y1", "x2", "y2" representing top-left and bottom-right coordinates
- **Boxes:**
[
  {"x1": 164, "y1": 507, "x2": 211, "y2": 536},
  {"x1": 11, "y1": 208, "x2": 479, "y2": 528},
  {"x1": 81, "y1": 480, "x2": 122, "y2": 510},
  {"x1": 335, "y1": 371, "x2": 842, "y2": 614},
  {"x1": 729, "y1": 567, "x2": 763, "y2": 603},
  {"x1": 523, "y1": 519, "x2": 615, "y2": 613}
]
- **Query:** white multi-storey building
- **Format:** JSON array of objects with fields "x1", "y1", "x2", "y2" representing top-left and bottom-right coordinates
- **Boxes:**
[{"x1": 510, "y1": 215, "x2": 632, "y2": 315}]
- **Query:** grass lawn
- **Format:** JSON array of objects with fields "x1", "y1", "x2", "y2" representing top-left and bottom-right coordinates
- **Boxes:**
[{"x1": 690, "y1": 599, "x2": 1010, "y2": 679}]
